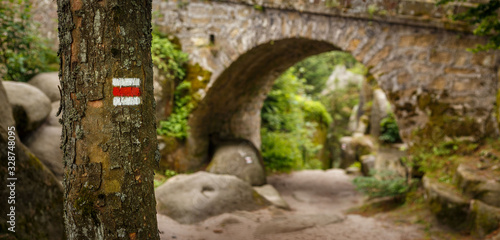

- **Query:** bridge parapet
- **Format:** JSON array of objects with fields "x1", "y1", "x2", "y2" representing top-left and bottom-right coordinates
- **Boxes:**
[{"x1": 213, "y1": 0, "x2": 478, "y2": 31}]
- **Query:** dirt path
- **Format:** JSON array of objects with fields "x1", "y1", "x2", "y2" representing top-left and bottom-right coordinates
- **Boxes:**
[{"x1": 157, "y1": 169, "x2": 424, "y2": 240}]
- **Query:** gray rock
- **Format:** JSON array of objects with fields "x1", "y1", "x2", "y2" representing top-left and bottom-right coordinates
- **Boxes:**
[
  {"x1": 339, "y1": 135, "x2": 376, "y2": 169},
  {"x1": 469, "y1": 200, "x2": 500, "y2": 238},
  {"x1": 28, "y1": 72, "x2": 61, "y2": 102},
  {"x1": 207, "y1": 142, "x2": 266, "y2": 186},
  {"x1": 423, "y1": 176, "x2": 470, "y2": 229},
  {"x1": 339, "y1": 137, "x2": 356, "y2": 169},
  {"x1": 24, "y1": 125, "x2": 63, "y2": 180},
  {"x1": 3, "y1": 81, "x2": 51, "y2": 136},
  {"x1": 321, "y1": 65, "x2": 363, "y2": 95},
  {"x1": 155, "y1": 171, "x2": 270, "y2": 224},
  {"x1": 0, "y1": 80, "x2": 64, "y2": 240},
  {"x1": 254, "y1": 214, "x2": 344, "y2": 236},
  {"x1": 46, "y1": 101, "x2": 61, "y2": 126},
  {"x1": 253, "y1": 184, "x2": 290, "y2": 210},
  {"x1": 374, "y1": 144, "x2": 407, "y2": 178},
  {"x1": 0, "y1": 80, "x2": 15, "y2": 128},
  {"x1": 370, "y1": 89, "x2": 390, "y2": 137},
  {"x1": 455, "y1": 163, "x2": 500, "y2": 208},
  {"x1": 347, "y1": 104, "x2": 359, "y2": 133},
  {"x1": 360, "y1": 154, "x2": 376, "y2": 176},
  {"x1": 153, "y1": 66, "x2": 174, "y2": 121},
  {"x1": 355, "y1": 115, "x2": 369, "y2": 134}
]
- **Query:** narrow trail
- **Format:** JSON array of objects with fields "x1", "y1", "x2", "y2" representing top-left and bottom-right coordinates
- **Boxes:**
[{"x1": 157, "y1": 169, "x2": 424, "y2": 240}]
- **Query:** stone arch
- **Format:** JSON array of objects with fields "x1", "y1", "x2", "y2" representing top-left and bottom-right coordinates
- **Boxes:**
[
  {"x1": 187, "y1": 38, "x2": 338, "y2": 169},
  {"x1": 153, "y1": 1, "x2": 500, "y2": 170}
]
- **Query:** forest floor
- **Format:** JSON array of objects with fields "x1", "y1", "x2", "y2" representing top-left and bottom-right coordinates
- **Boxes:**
[{"x1": 157, "y1": 169, "x2": 472, "y2": 240}]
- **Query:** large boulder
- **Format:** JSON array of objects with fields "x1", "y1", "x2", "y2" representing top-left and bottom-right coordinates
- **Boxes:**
[
  {"x1": 339, "y1": 137, "x2": 356, "y2": 169},
  {"x1": 0, "y1": 80, "x2": 64, "y2": 240},
  {"x1": 360, "y1": 154, "x2": 376, "y2": 176},
  {"x1": 155, "y1": 171, "x2": 270, "y2": 224},
  {"x1": 455, "y1": 163, "x2": 500, "y2": 208},
  {"x1": 423, "y1": 176, "x2": 470, "y2": 230},
  {"x1": 374, "y1": 144, "x2": 407, "y2": 178},
  {"x1": 339, "y1": 135, "x2": 376, "y2": 169},
  {"x1": 206, "y1": 141, "x2": 266, "y2": 186},
  {"x1": 24, "y1": 125, "x2": 63, "y2": 180},
  {"x1": 3, "y1": 81, "x2": 51, "y2": 136},
  {"x1": 28, "y1": 72, "x2": 61, "y2": 102},
  {"x1": 469, "y1": 200, "x2": 500, "y2": 238}
]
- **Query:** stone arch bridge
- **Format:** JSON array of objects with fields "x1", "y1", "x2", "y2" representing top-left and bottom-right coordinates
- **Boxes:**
[{"x1": 152, "y1": 0, "x2": 499, "y2": 170}]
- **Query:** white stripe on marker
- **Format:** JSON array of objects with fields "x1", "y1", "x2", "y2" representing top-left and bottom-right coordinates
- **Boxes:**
[
  {"x1": 112, "y1": 78, "x2": 140, "y2": 87},
  {"x1": 113, "y1": 97, "x2": 141, "y2": 106}
]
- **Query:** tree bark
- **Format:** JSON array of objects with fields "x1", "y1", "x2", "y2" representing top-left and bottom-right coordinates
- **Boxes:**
[{"x1": 57, "y1": 0, "x2": 160, "y2": 239}]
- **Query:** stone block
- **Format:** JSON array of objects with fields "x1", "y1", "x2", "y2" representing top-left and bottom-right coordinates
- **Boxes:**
[
  {"x1": 423, "y1": 176, "x2": 470, "y2": 230},
  {"x1": 469, "y1": 200, "x2": 500, "y2": 238}
]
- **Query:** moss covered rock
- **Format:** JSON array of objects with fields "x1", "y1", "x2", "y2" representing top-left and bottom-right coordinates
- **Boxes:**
[
  {"x1": 423, "y1": 176, "x2": 470, "y2": 230},
  {"x1": 0, "y1": 80, "x2": 64, "y2": 239},
  {"x1": 455, "y1": 163, "x2": 500, "y2": 208},
  {"x1": 207, "y1": 141, "x2": 266, "y2": 186},
  {"x1": 469, "y1": 200, "x2": 500, "y2": 238}
]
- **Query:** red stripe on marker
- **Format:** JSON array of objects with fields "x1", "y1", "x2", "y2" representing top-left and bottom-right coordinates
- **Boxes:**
[{"x1": 113, "y1": 87, "x2": 141, "y2": 97}]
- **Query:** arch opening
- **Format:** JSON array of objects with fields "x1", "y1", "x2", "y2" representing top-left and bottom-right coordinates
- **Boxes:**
[
  {"x1": 186, "y1": 38, "x2": 405, "y2": 179},
  {"x1": 186, "y1": 38, "x2": 339, "y2": 170}
]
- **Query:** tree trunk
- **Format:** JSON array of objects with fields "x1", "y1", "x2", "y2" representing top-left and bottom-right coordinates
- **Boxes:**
[{"x1": 57, "y1": 0, "x2": 160, "y2": 239}]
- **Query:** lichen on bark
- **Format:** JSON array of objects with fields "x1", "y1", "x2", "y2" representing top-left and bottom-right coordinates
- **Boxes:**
[{"x1": 57, "y1": 0, "x2": 159, "y2": 239}]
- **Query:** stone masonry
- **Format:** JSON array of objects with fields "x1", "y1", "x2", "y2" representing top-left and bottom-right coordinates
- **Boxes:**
[
  {"x1": 31, "y1": 0, "x2": 500, "y2": 170},
  {"x1": 150, "y1": 0, "x2": 499, "y2": 170}
]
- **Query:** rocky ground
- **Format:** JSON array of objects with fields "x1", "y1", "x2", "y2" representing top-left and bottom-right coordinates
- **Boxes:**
[{"x1": 156, "y1": 169, "x2": 426, "y2": 240}]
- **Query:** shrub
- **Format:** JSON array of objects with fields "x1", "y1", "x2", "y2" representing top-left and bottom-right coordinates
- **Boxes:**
[
  {"x1": 153, "y1": 34, "x2": 192, "y2": 140},
  {"x1": 260, "y1": 69, "x2": 328, "y2": 172},
  {"x1": 260, "y1": 130, "x2": 302, "y2": 172},
  {"x1": 379, "y1": 112, "x2": 402, "y2": 143},
  {"x1": 353, "y1": 171, "x2": 409, "y2": 198},
  {"x1": 157, "y1": 81, "x2": 193, "y2": 140},
  {"x1": 0, "y1": 0, "x2": 58, "y2": 82},
  {"x1": 151, "y1": 33, "x2": 189, "y2": 82},
  {"x1": 302, "y1": 99, "x2": 332, "y2": 127}
]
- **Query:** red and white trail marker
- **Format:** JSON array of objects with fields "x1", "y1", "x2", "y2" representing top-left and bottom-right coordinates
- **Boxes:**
[{"x1": 112, "y1": 78, "x2": 141, "y2": 106}]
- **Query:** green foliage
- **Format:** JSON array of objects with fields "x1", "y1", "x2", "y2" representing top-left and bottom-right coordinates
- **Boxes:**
[
  {"x1": 261, "y1": 130, "x2": 302, "y2": 172},
  {"x1": 379, "y1": 112, "x2": 402, "y2": 143},
  {"x1": 157, "y1": 81, "x2": 193, "y2": 140},
  {"x1": 437, "y1": 0, "x2": 500, "y2": 52},
  {"x1": 325, "y1": 0, "x2": 340, "y2": 8},
  {"x1": 253, "y1": 4, "x2": 264, "y2": 11},
  {"x1": 407, "y1": 138, "x2": 479, "y2": 183},
  {"x1": 320, "y1": 81, "x2": 361, "y2": 168},
  {"x1": 151, "y1": 33, "x2": 189, "y2": 82},
  {"x1": 153, "y1": 34, "x2": 192, "y2": 140},
  {"x1": 261, "y1": 68, "x2": 327, "y2": 172},
  {"x1": 0, "y1": 0, "x2": 58, "y2": 82},
  {"x1": 353, "y1": 171, "x2": 410, "y2": 198},
  {"x1": 262, "y1": 51, "x2": 365, "y2": 172},
  {"x1": 164, "y1": 169, "x2": 177, "y2": 178},
  {"x1": 154, "y1": 169, "x2": 178, "y2": 188},
  {"x1": 302, "y1": 100, "x2": 332, "y2": 127},
  {"x1": 292, "y1": 51, "x2": 359, "y2": 95}
]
